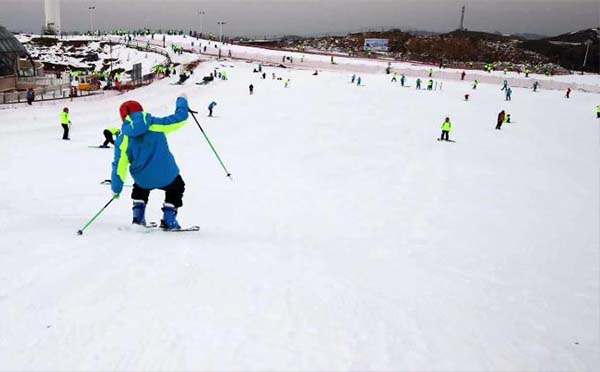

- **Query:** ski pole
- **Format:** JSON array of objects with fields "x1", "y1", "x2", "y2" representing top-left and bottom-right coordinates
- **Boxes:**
[
  {"x1": 189, "y1": 109, "x2": 232, "y2": 180},
  {"x1": 77, "y1": 196, "x2": 117, "y2": 235}
]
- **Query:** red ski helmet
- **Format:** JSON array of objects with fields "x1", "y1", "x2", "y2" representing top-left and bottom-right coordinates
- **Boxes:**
[{"x1": 119, "y1": 100, "x2": 144, "y2": 121}]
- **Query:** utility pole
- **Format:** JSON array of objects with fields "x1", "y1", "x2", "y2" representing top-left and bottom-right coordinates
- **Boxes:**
[
  {"x1": 88, "y1": 6, "x2": 96, "y2": 34},
  {"x1": 218, "y1": 21, "x2": 227, "y2": 44},
  {"x1": 198, "y1": 11, "x2": 205, "y2": 37},
  {"x1": 459, "y1": 4, "x2": 466, "y2": 31},
  {"x1": 582, "y1": 39, "x2": 592, "y2": 73}
]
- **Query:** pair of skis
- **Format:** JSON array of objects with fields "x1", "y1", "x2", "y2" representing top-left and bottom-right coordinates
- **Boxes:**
[
  {"x1": 99, "y1": 180, "x2": 199, "y2": 232},
  {"x1": 139, "y1": 222, "x2": 200, "y2": 232}
]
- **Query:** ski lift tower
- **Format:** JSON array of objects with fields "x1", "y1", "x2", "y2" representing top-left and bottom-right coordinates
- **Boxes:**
[
  {"x1": 459, "y1": 5, "x2": 466, "y2": 31},
  {"x1": 44, "y1": 0, "x2": 61, "y2": 35}
]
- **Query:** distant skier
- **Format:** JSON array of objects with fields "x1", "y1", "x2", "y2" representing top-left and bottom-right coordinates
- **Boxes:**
[
  {"x1": 566, "y1": 88, "x2": 571, "y2": 99},
  {"x1": 208, "y1": 101, "x2": 217, "y2": 117},
  {"x1": 312, "y1": 70, "x2": 318, "y2": 76},
  {"x1": 351, "y1": 74, "x2": 356, "y2": 83},
  {"x1": 61, "y1": 107, "x2": 71, "y2": 140},
  {"x1": 391, "y1": 73, "x2": 397, "y2": 82},
  {"x1": 496, "y1": 110, "x2": 505, "y2": 130},
  {"x1": 249, "y1": 84, "x2": 254, "y2": 95},
  {"x1": 440, "y1": 117, "x2": 452, "y2": 141},
  {"x1": 505, "y1": 87, "x2": 512, "y2": 101},
  {"x1": 427, "y1": 80, "x2": 434, "y2": 91},
  {"x1": 464, "y1": 94, "x2": 470, "y2": 101},
  {"x1": 400, "y1": 75, "x2": 406, "y2": 86},
  {"x1": 100, "y1": 127, "x2": 121, "y2": 148},
  {"x1": 428, "y1": 68, "x2": 433, "y2": 77},
  {"x1": 416, "y1": 78, "x2": 422, "y2": 90},
  {"x1": 110, "y1": 96, "x2": 190, "y2": 230},
  {"x1": 357, "y1": 77, "x2": 362, "y2": 86},
  {"x1": 505, "y1": 113, "x2": 511, "y2": 123},
  {"x1": 597, "y1": 105, "x2": 600, "y2": 118},
  {"x1": 285, "y1": 78, "x2": 290, "y2": 88},
  {"x1": 26, "y1": 88, "x2": 34, "y2": 105},
  {"x1": 501, "y1": 80, "x2": 508, "y2": 91},
  {"x1": 70, "y1": 77, "x2": 79, "y2": 97},
  {"x1": 461, "y1": 71, "x2": 466, "y2": 81},
  {"x1": 533, "y1": 81, "x2": 539, "y2": 92},
  {"x1": 472, "y1": 80, "x2": 479, "y2": 90}
]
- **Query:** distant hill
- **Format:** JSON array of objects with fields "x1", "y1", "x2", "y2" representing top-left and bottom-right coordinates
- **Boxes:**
[
  {"x1": 546, "y1": 28, "x2": 599, "y2": 43},
  {"x1": 514, "y1": 33, "x2": 547, "y2": 40},
  {"x1": 441, "y1": 29, "x2": 523, "y2": 42},
  {"x1": 518, "y1": 28, "x2": 599, "y2": 72},
  {"x1": 240, "y1": 27, "x2": 598, "y2": 74}
]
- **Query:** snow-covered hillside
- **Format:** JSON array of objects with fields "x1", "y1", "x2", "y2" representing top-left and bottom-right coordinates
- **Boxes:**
[{"x1": 0, "y1": 53, "x2": 598, "y2": 370}]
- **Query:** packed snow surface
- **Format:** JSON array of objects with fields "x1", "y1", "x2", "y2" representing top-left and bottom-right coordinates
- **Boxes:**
[{"x1": 0, "y1": 55, "x2": 598, "y2": 370}]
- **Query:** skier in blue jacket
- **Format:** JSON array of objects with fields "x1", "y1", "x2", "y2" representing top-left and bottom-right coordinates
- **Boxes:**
[
  {"x1": 208, "y1": 101, "x2": 217, "y2": 117},
  {"x1": 111, "y1": 95, "x2": 189, "y2": 229}
]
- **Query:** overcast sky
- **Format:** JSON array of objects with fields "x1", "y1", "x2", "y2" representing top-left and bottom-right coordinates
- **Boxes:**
[{"x1": 1, "y1": 0, "x2": 598, "y2": 37}]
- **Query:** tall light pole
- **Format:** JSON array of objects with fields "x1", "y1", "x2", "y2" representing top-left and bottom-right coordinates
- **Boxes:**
[
  {"x1": 198, "y1": 11, "x2": 205, "y2": 37},
  {"x1": 88, "y1": 6, "x2": 96, "y2": 34},
  {"x1": 217, "y1": 21, "x2": 227, "y2": 44}
]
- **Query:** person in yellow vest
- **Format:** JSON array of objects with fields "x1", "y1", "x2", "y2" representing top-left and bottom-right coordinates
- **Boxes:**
[
  {"x1": 100, "y1": 127, "x2": 121, "y2": 148},
  {"x1": 60, "y1": 107, "x2": 71, "y2": 140},
  {"x1": 440, "y1": 117, "x2": 452, "y2": 141},
  {"x1": 596, "y1": 105, "x2": 600, "y2": 119}
]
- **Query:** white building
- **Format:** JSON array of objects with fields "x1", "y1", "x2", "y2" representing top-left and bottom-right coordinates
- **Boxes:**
[{"x1": 44, "y1": 0, "x2": 61, "y2": 35}]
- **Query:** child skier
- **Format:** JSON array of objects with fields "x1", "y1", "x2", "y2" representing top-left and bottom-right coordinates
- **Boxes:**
[
  {"x1": 472, "y1": 80, "x2": 479, "y2": 90},
  {"x1": 440, "y1": 117, "x2": 452, "y2": 141},
  {"x1": 505, "y1": 87, "x2": 512, "y2": 101},
  {"x1": 566, "y1": 88, "x2": 571, "y2": 99},
  {"x1": 100, "y1": 127, "x2": 121, "y2": 148},
  {"x1": 26, "y1": 88, "x2": 34, "y2": 105},
  {"x1": 496, "y1": 110, "x2": 505, "y2": 130},
  {"x1": 416, "y1": 78, "x2": 422, "y2": 90},
  {"x1": 208, "y1": 101, "x2": 217, "y2": 117},
  {"x1": 61, "y1": 107, "x2": 71, "y2": 140},
  {"x1": 249, "y1": 84, "x2": 254, "y2": 95},
  {"x1": 110, "y1": 96, "x2": 190, "y2": 230}
]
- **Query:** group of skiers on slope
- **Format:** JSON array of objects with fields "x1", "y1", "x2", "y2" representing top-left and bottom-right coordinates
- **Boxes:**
[{"x1": 52, "y1": 63, "x2": 594, "y2": 229}]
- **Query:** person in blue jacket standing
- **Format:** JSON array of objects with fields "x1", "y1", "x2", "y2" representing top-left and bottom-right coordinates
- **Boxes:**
[{"x1": 111, "y1": 95, "x2": 189, "y2": 230}]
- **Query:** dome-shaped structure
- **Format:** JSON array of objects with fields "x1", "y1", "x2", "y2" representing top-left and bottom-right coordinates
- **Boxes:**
[{"x1": 0, "y1": 25, "x2": 29, "y2": 77}]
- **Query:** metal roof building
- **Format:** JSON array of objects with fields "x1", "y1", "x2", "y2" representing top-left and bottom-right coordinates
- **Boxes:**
[{"x1": 0, "y1": 25, "x2": 29, "y2": 77}]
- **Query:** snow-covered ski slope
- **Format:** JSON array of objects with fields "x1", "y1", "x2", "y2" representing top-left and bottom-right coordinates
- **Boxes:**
[{"x1": 0, "y1": 54, "x2": 598, "y2": 370}]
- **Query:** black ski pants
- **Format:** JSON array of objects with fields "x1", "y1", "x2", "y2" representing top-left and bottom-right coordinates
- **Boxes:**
[
  {"x1": 102, "y1": 129, "x2": 115, "y2": 147},
  {"x1": 496, "y1": 120, "x2": 503, "y2": 130},
  {"x1": 131, "y1": 175, "x2": 185, "y2": 208},
  {"x1": 441, "y1": 130, "x2": 449, "y2": 141},
  {"x1": 61, "y1": 124, "x2": 69, "y2": 139}
]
